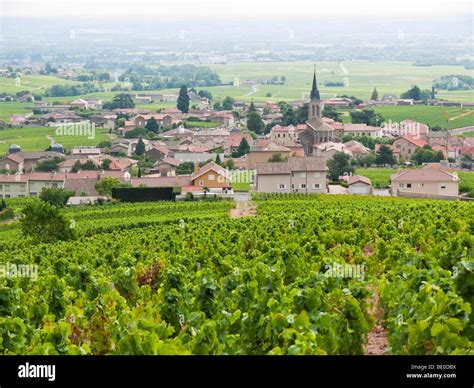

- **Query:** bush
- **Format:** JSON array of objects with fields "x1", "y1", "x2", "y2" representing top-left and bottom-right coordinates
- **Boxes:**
[
  {"x1": 40, "y1": 188, "x2": 75, "y2": 207},
  {"x1": 20, "y1": 200, "x2": 76, "y2": 243}
]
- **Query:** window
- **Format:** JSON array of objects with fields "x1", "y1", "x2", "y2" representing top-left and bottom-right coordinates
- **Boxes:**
[
  {"x1": 199, "y1": 180, "x2": 204, "y2": 187},
  {"x1": 407, "y1": 183, "x2": 412, "y2": 188},
  {"x1": 441, "y1": 185, "x2": 447, "y2": 189},
  {"x1": 278, "y1": 184, "x2": 286, "y2": 190},
  {"x1": 314, "y1": 172, "x2": 321, "y2": 178},
  {"x1": 314, "y1": 183, "x2": 320, "y2": 189},
  {"x1": 52, "y1": 183, "x2": 58, "y2": 188},
  {"x1": 5, "y1": 195, "x2": 10, "y2": 198},
  {"x1": 291, "y1": 184, "x2": 295, "y2": 189},
  {"x1": 0, "y1": 185, "x2": 2, "y2": 190},
  {"x1": 5, "y1": 185, "x2": 10, "y2": 191},
  {"x1": 20, "y1": 184, "x2": 26, "y2": 192},
  {"x1": 208, "y1": 174, "x2": 215, "y2": 181},
  {"x1": 417, "y1": 183, "x2": 424, "y2": 188},
  {"x1": 399, "y1": 183, "x2": 404, "y2": 188},
  {"x1": 300, "y1": 184, "x2": 306, "y2": 189}
]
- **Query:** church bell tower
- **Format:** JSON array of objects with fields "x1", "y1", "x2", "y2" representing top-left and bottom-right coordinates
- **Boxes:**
[{"x1": 309, "y1": 67, "x2": 324, "y2": 119}]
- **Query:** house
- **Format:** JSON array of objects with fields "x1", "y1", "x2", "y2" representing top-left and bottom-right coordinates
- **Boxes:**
[
  {"x1": 130, "y1": 175, "x2": 192, "y2": 189},
  {"x1": 270, "y1": 125, "x2": 300, "y2": 147},
  {"x1": 392, "y1": 135, "x2": 428, "y2": 161},
  {"x1": 0, "y1": 172, "x2": 64, "y2": 198},
  {"x1": 14, "y1": 151, "x2": 64, "y2": 172},
  {"x1": 70, "y1": 98, "x2": 89, "y2": 110},
  {"x1": 70, "y1": 98, "x2": 103, "y2": 110},
  {"x1": 90, "y1": 113, "x2": 117, "y2": 129},
  {"x1": 324, "y1": 97, "x2": 353, "y2": 108},
  {"x1": 342, "y1": 124, "x2": 383, "y2": 138},
  {"x1": 151, "y1": 157, "x2": 181, "y2": 177},
  {"x1": 40, "y1": 111, "x2": 82, "y2": 125},
  {"x1": 71, "y1": 147, "x2": 101, "y2": 157},
  {"x1": 248, "y1": 143, "x2": 293, "y2": 169},
  {"x1": 390, "y1": 167, "x2": 459, "y2": 198},
  {"x1": 190, "y1": 162, "x2": 232, "y2": 193},
  {"x1": 0, "y1": 154, "x2": 24, "y2": 172},
  {"x1": 314, "y1": 142, "x2": 353, "y2": 160},
  {"x1": 348, "y1": 175, "x2": 373, "y2": 195},
  {"x1": 144, "y1": 146, "x2": 169, "y2": 162},
  {"x1": 134, "y1": 95, "x2": 152, "y2": 104},
  {"x1": 256, "y1": 157, "x2": 327, "y2": 193}
]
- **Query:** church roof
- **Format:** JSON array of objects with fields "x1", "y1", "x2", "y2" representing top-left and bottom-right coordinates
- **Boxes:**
[{"x1": 306, "y1": 117, "x2": 334, "y2": 132}]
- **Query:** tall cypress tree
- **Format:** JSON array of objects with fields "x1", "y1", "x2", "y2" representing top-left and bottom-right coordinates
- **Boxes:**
[{"x1": 177, "y1": 85, "x2": 190, "y2": 113}]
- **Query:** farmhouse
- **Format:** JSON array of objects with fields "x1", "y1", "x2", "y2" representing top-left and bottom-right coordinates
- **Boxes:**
[
  {"x1": 392, "y1": 135, "x2": 428, "y2": 160},
  {"x1": 390, "y1": 167, "x2": 459, "y2": 198},
  {"x1": 190, "y1": 162, "x2": 232, "y2": 193},
  {"x1": 256, "y1": 157, "x2": 327, "y2": 193}
]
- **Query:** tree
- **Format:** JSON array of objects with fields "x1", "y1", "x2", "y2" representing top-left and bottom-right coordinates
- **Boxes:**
[
  {"x1": 323, "y1": 106, "x2": 342, "y2": 122},
  {"x1": 39, "y1": 188, "x2": 75, "y2": 207},
  {"x1": 350, "y1": 109, "x2": 384, "y2": 126},
  {"x1": 198, "y1": 90, "x2": 212, "y2": 100},
  {"x1": 233, "y1": 138, "x2": 250, "y2": 157},
  {"x1": 215, "y1": 154, "x2": 222, "y2": 165},
  {"x1": 357, "y1": 153, "x2": 376, "y2": 167},
  {"x1": 248, "y1": 101, "x2": 256, "y2": 113},
  {"x1": 95, "y1": 177, "x2": 124, "y2": 196},
  {"x1": 268, "y1": 153, "x2": 287, "y2": 162},
  {"x1": 20, "y1": 200, "x2": 76, "y2": 243},
  {"x1": 35, "y1": 157, "x2": 64, "y2": 172},
  {"x1": 375, "y1": 145, "x2": 396, "y2": 166},
  {"x1": 101, "y1": 159, "x2": 112, "y2": 170},
  {"x1": 177, "y1": 85, "x2": 190, "y2": 113},
  {"x1": 176, "y1": 162, "x2": 194, "y2": 175},
  {"x1": 145, "y1": 117, "x2": 159, "y2": 133},
  {"x1": 224, "y1": 159, "x2": 235, "y2": 170},
  {"x1": 222, "y1": 96, "x2": 235, "y2": 110},
  {"x1": 135, "y1": 138, "x2": 145, "y2": 156},
  {"x1": 371, "y1": 88, "x2": 379, "y2": 101},
  {"x1": 411, "y1": 145, "x2": 444, "y2": 165},
  {"x1": 247, "y1": 112, "x2": 265, "y2": 134},
  {"x1": 401, "y1": 85, "x2": 431, "y2": 101},
  {"x1": 327, "y1": 152, "x2": 355, "y2": 181},
  {"x1": 103, "y1": 93, "x2": 135, "y2": 110}
]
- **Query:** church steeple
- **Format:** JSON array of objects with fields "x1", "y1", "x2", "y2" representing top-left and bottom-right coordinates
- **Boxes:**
[{"x1": 310, "y1": 66, "x2": 320, "y2": 100}]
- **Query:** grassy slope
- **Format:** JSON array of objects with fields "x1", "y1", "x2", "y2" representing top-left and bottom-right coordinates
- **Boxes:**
[{"x1": 0, "y1": 126, "x2": 113, "y2": 155}]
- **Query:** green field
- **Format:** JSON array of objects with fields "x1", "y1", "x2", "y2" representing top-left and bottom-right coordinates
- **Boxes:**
[
  {"x1": 0, "y1": 126, "x2": 114, "y2": 155},
  {"x1": 208, "y1": 60, "x2": 474, "y2": 102},
  {"x1": 0, "y1": 74, "x2": 80, "y2": 95},
  {"x1": 463, "y1": 131, "x2": 474, "y2": 137},
  {"x1": 355, "y1": 168, "x2": 397, "y2": 188},
  {"x1": 373, "y1": 106, "x2": 474, "y2": 129},
  {"x1": 184, "y1": 120, "x2": 221, "y2": 128}
]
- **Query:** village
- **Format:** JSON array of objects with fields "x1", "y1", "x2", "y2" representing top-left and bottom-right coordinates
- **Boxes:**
[{"x1": 0, "y1": 70, "x2": 473, "y2": 204}]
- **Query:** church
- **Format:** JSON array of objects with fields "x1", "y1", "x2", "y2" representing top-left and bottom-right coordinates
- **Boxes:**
[{"x1": 299, "y1": 69, "x2": 336, "y2": 155}]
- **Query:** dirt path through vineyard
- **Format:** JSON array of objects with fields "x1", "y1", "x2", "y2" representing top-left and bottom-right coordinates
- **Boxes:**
[
  {"x1": 230, "y1": 200, "x2": 257, "y2": 218},
  {"x1": 365, "y1": 285, "x2": 389, "y2": 355}
]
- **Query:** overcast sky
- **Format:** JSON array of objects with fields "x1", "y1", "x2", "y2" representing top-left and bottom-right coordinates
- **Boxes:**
[{"x1": 1, "y1": 0, "x2": 472, "y2": 20}]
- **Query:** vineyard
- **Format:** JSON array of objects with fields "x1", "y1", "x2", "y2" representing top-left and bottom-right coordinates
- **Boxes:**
[{"x1": 0, "y1": 195, "x2": 472, "y2": 355}]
